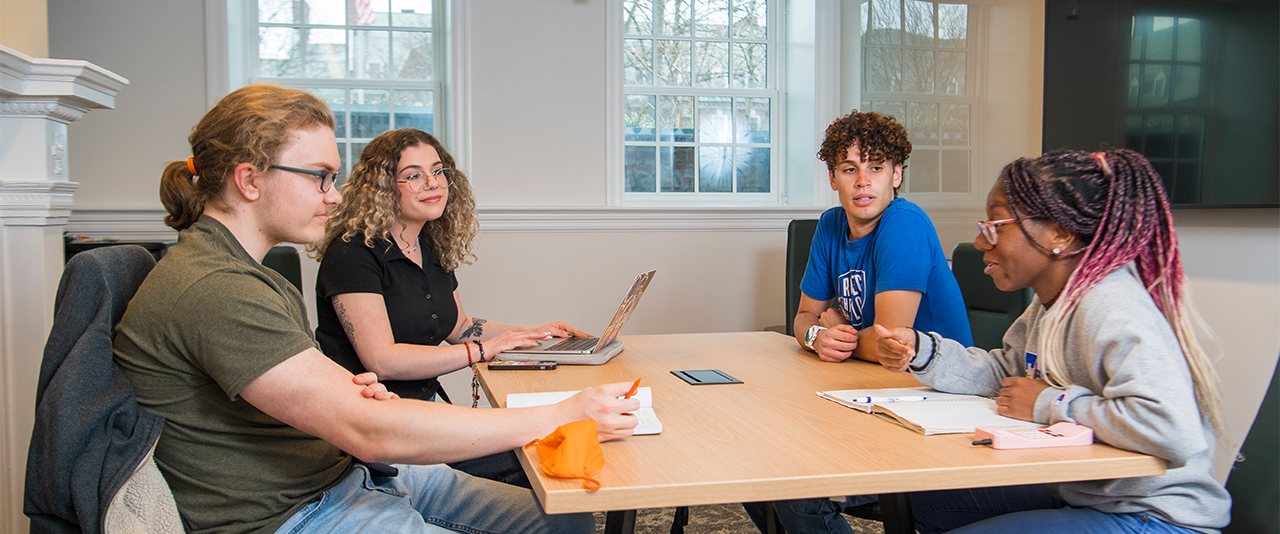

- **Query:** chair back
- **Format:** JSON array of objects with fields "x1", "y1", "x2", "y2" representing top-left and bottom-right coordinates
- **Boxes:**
[
  {"x1": 950, "y1": 242, "x2": 1033, "y2": 350},
  {"x1": 784, "y1": 219, "x2": 819, "y2": 335},
  {"x1": 25, "y1": 245, "x2": 183, "y2": 533},
  {"x1": 262, "y1": 245, "x2": 303, "y2": 291},
  {"x1": 1223, "y1": 356, "x2": 1279, "y2": 533}
]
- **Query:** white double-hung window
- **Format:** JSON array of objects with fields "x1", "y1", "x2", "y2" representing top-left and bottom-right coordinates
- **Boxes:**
[
  {"x1": 859, "y1": 0, "x2": 975, "y2": 194},
  {"x1": 248, "y1": 0, "x2": 446, "y2": 173},
  {"x1": 617, "y1": 0, "x2": 780, "y2": 205}
]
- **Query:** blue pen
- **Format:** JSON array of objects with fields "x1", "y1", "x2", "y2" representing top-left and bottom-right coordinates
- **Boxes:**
[{"x1": 850, "y1": 396, "x2": 927, "y2": 404}]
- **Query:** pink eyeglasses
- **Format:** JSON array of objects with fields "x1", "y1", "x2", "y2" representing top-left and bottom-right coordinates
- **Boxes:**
[{"x1": 976, "y1": 218, "x2": 1019, "y2": 245}]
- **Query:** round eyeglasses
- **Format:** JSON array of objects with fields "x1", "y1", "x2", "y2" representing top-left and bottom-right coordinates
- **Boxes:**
[
  {"x1": 270, "y1": 165, "x2": 342, "y2": 192},
  {"x1": 976, "y1": 217, "x2": 1019, "y2": 245},
  {"x1": 397, "y1": 168, "x2": 453, "y2": 193}
]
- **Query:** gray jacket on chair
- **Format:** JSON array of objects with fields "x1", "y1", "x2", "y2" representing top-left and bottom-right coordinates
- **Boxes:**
[{"x1": 24, "y1": 245, "x2": 176, "y2": 534}]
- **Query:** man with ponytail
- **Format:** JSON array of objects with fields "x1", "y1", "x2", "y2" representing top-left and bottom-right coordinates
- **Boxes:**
[
  {"x1": 113, "y1": 84, "x2": 638, "y2": 534},
  {"x1": 873, "y1": 149, "x2": 1230, "y2": 533}
]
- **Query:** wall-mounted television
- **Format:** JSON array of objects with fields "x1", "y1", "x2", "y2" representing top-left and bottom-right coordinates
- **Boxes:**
[{"x1": 1043, "y1": 0, "x2": 1278, "y2": 208}]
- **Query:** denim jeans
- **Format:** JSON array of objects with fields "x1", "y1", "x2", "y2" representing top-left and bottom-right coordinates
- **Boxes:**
[
  {"x1": 912, "y1": 484, "x2": 1202, "y2": 534},
  {"x1": 275, "y1": 463, "x2": 594, "y2": 534},
  {"x1": 742, "y1": 495, "x2": 879, "y2": 534}
]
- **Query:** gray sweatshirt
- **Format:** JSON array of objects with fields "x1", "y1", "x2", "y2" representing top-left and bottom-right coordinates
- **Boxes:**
[{"x1": 912, "y1": 267, "x2": 1230, "y2": 533}]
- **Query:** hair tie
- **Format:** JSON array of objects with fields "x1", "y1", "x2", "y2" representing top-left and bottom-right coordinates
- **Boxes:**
[
  {"x1": 1091, "y1": 151, "x2": 1112, "y2": 177},
  {"x1": 186, "y1": 157, "x2": 199, "y2": 177}
]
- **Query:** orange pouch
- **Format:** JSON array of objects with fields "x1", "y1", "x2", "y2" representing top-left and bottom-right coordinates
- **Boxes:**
[{"x1": 525, "y1": 419, "x2": 605, "y2": 490}]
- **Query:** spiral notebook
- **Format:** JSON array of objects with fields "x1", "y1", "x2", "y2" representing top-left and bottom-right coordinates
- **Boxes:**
[{"x1": 818, "y1": 387, "x2": 1043, "y2": 435}]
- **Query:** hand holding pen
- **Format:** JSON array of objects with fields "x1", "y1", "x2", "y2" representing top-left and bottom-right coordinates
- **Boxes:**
[{"x1": 563, "y1": 381, "x2": 641, "y2": 441}]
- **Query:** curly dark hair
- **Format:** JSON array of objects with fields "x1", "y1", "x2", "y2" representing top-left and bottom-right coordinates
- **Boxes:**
[{"x1": 817, "y1": 110, "x2": 912, "y2": 176}]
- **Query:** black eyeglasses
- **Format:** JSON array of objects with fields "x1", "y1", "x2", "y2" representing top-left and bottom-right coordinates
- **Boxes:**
[
  {"x1": 270, "y1": 164, "x2": 342, "y2": 192},
  {"x1": 397, "y1": 168, "x2": 453, "y2": 193}
]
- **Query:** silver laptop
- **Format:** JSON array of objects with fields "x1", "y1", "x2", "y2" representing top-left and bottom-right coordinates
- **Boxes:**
[{"x1": 498, "y1": 269, "x2": 655, "y2": 365}]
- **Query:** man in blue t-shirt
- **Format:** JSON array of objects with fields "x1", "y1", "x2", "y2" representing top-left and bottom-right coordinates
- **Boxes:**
[
  {"x1": 796, "y1": 111, "x2": 972, "y2": 364},
  {"x1": 745, "y1": 110, "x2": 972, "y2": 534}
]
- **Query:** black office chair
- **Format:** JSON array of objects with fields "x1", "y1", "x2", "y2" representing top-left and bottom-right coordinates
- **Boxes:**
[
  {"x1": 262, "y1": 245, "x2": 303, "y2": 291},
  {"x1": 766, "y1": 219, "x2": 819, "y2": 335},
  {"x1": 1222, "y1": 356, "x2": 1279, "y2": 533},
  {"x1": 950, "y1": 242, "x2": 1033, "y2": 350},
  {"x1": 783, "y1": 220, "x2": 819, "y2": 335}
]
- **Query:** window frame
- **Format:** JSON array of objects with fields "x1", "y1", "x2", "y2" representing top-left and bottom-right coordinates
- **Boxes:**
[
  {"x1": 219, "y1": 0, "x2": 450, "y2": 174},
  {"x1": 857, "y1": 0, "x2": 979, "y2": 199},
  {"x1": 609, "y1": 0, "x2": 788, "y2": 207}
]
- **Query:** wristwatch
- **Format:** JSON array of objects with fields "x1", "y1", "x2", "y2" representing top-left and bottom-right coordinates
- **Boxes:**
[{"x1": 803, "y1": 325, "x2": 828, "y2": 351}]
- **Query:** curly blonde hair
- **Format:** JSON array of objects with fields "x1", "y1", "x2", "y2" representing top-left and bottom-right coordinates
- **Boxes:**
[{"x1": 309, "y1": 129, "x2": 478, "y2": 272}]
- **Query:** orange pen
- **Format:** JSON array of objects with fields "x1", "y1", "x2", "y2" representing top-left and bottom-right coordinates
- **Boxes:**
[{"x1": 624, "y1": 378, "x2": 641, "y2": 399}]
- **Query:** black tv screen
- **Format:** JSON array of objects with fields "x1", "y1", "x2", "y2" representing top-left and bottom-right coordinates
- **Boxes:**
[{"x1": 1043, "y1": 0, "x2": 1279, "y2": 207}]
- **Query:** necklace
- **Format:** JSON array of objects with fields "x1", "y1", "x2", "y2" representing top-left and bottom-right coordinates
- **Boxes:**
[
  {"x1": 400, "y1": 237, "x2": 420, "y2": 255},
  {"x1": 1043, "y1": 286, "x2": 1064, "y2": 308}
]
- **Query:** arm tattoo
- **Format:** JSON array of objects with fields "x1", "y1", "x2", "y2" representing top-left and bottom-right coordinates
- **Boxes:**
[
  {"x1": 460, "y1": 317, "x2": 487, "y2": 340},
  {"x1": 334, "y1": 298, "x2": 357, "y2": 351}
]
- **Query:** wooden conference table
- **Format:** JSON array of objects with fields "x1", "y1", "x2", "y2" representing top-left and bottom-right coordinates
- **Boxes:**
[{"x1": 478, "y1": 332, "x2": 1166, "y2": 534}]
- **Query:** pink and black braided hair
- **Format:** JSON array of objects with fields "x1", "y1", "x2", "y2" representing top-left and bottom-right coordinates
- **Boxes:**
[{"x1": 1002, "y1": 149, "x2": 1222, "y2": 430}]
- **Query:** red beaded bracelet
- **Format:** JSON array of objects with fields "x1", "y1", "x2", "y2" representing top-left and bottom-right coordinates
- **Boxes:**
[{"x1": 464, "y1": 342, "x2": 474, "y2": 366}]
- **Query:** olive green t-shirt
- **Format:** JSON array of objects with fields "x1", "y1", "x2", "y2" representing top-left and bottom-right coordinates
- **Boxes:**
[{"x1": 114, "y1": 216, "x2": 352, "y2": 534}]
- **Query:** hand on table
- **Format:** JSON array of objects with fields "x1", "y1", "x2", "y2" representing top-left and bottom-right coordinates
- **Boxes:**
[
  {"x1": 560, "y1": 382, "x2": 642, "y2": 441},
  {"x1": 872, "y1": 324, "x2": 917, "y2": 373},
  {"x1": 814, "y1": 325, "x2": 858, "y2": 362},
  {"x1": 996, "y1": 377, "x2": 1049, "y2": 422}
]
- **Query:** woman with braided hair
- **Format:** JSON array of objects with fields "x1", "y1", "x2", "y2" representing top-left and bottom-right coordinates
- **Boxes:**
[{"x1": 872, "y1": 149, "x2": 1230, "y2": 533}]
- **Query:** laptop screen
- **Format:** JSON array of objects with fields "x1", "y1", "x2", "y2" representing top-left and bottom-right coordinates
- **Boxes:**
[{"x1": 596, "y1": 270, "x2": 655, "y2": 346}]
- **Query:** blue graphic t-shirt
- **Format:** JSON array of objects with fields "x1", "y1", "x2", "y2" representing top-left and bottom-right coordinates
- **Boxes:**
[{"x1": 800, "y1": 198, "x2": 973, "y2": 345}]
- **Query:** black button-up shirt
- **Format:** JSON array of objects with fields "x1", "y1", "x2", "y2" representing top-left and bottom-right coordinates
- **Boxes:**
[{"x1": 315, "y1": 229, "x2": 459, "y2": 400}]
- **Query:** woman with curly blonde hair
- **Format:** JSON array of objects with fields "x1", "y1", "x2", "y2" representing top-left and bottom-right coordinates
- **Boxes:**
[{"x1": 312, "y1": 128, "x2": 589, "y2": 486}]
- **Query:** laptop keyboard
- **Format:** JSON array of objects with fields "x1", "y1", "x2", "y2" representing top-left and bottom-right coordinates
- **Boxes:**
[{"x1": 547, "y1": 337, "x2": 599, "y2": 351}]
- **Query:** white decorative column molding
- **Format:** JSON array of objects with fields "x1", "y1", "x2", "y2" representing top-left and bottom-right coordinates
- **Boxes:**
[{"x1": 0, "y1": 44, "x2": 127, "y2": 533}]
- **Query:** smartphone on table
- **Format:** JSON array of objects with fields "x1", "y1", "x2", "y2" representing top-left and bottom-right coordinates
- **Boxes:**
[{"x1": 487, "y1": 360, "x2": 558, "y2": 370}]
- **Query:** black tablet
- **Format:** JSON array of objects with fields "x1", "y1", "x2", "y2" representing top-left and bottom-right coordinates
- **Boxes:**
[{"x1": 671, "y1": 369, "x2": 742, "y2": 385}]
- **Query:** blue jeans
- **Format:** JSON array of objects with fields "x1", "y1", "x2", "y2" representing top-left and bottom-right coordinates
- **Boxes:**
[
  {"x1": 275, "y1": 463, "x2": 594, "y2": 534},
  {"x1": 742, "y1": 495, "x2": 878, "y2": 534},
  {"x1": 912, "y1": 485, "x2": 1201, "y2": 534}
]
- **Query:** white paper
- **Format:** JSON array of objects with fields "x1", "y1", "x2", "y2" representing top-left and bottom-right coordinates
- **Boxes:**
[{"x1": 506, "y1": 387, "x2": 661, "y2": 435}]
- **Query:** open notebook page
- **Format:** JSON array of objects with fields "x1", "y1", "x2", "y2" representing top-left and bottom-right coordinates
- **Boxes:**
[{"x1": 506, "y1": 387, "x2": 662, "y2": 435}]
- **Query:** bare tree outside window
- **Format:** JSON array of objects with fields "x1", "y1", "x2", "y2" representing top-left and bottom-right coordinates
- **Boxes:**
[
  {"x1": 254, "y1": 0, "x2": 442, "y2": 174},
  {"x1": 861, "y1": 0, "x2": 974, "y2": 194},
  {"x1": 623, "y1": 0, "x2": 776, "y2": 197}
]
